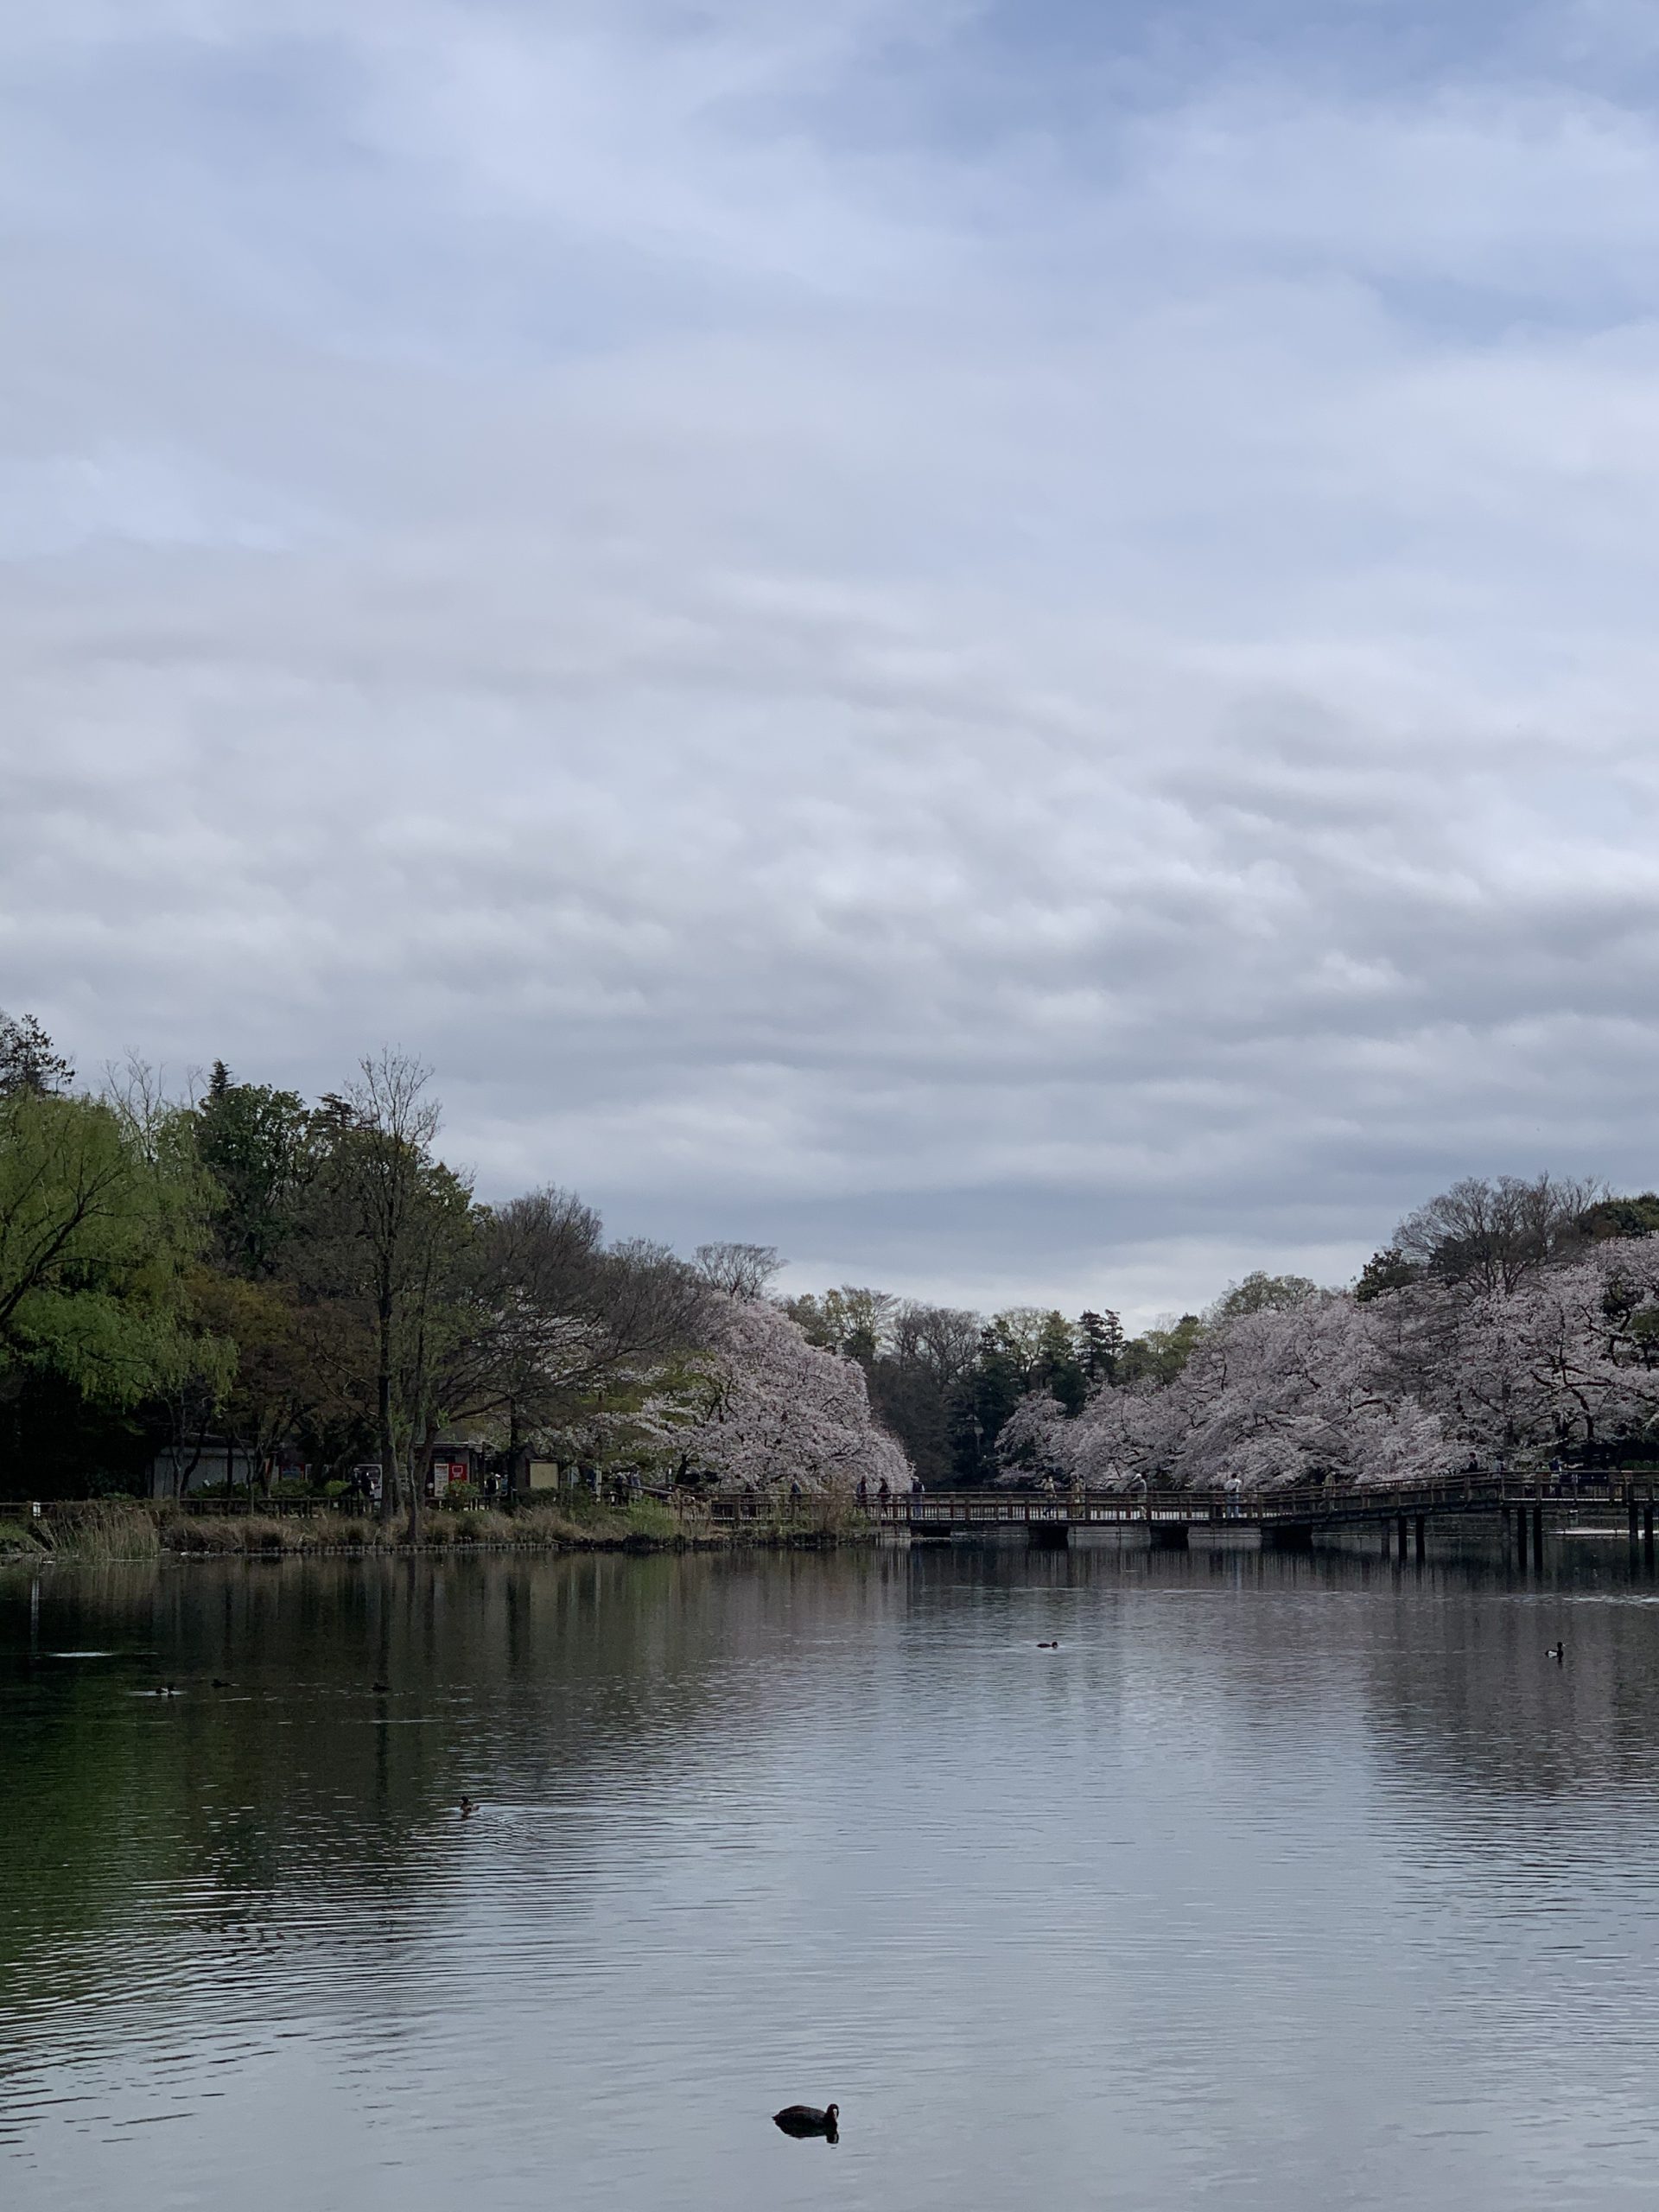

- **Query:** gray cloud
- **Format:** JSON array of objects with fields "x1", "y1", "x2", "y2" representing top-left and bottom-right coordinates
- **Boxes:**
[{"x1": 5, "y1": 0, "x2": 1659, "y2": 1322}]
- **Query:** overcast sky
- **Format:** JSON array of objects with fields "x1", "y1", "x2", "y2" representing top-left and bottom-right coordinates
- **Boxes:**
[{"x1": 6, "y1": 1, "x2": 1659, "y2": 1322}]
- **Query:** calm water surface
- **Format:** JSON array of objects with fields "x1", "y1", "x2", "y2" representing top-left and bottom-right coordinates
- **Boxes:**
[{"x1": 4, "y1": 1535, "x2": 1659, "y2": 2211}]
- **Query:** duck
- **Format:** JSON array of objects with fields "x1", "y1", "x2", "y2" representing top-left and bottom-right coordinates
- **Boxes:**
[
  {"x1": 1037, "y1": 1641, "x2": 1059, "y2": 1649},
  {"x1": 773, "y1": 2103, "x2": 839, "y2": 2140},
  {"x1": 371, "y1": 1681, "x2": 391, "y2": 1694},
  {"x1": 211, "y1": 1678, "x2": 232, "y2": 1689},
  {"x1": 459, "y1": 1796, "x2": 478, "y2": 1819},
  {"x1": 1547, "y1": 1642, "x2": 1566, "y2": 1663}
]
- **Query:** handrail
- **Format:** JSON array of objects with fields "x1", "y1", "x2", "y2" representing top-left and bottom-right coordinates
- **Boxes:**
[{"x1": 855, "y1": 1473, "x2": 1631, "y2": 1523}]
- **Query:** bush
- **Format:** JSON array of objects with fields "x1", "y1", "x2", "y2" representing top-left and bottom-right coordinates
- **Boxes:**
[{"x1": 622, "y1": 1497, "x2": 679, "y2": 1543}]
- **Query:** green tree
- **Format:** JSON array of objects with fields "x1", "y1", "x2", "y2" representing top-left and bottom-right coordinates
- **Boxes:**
[
  {"x1": 1581, "y1": 1192, "x2": 1659, "y2": 1243},
  {"x1": 0, "y1": 1088, "x2": 215, "y2": 1408},
  {"x1": 1119, "y1": 1313, "x2": 1204, "y2": 1386},
  {"x1": 194, "y1": 1061, "x2": 313, "y2": 1279},
  {"x1": 969, "y1": 1318, "x2": 1031, "y2": 1463},
  {"x1": 783, "y1": 1285, "x2": 897, "y2": 1366},
  {"x1": 1210, "y1": 1270, "x2": 1319, "y2": 1321}
]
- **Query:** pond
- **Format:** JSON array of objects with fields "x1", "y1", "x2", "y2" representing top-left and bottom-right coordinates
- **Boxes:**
[{"x1": 4, "y1": 1534, "x2": 1659, "y2": 2211}]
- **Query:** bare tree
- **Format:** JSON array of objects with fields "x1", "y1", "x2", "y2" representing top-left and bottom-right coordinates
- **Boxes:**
[
  {"x1": 307, "y1": 1051, "x2": 474, "y2": 1539},
  {"x1": 694, "y1": 1242, "x2": 781, "y2": 1300},
  {"x1": 423, "y1": 1195, "x2": 709, "y2": 1479},
  {"x1": 874, "y1": 1299, "x2": 982, "y2": 1486},
  {"x1": 1394, "y1": 1173, "x2": 1602, "y2": 1298}
]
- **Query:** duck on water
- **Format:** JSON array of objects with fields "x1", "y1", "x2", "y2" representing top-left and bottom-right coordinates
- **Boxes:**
[{"x1": 773, "y1": 2104, "x2": 839, "y2": 2142}]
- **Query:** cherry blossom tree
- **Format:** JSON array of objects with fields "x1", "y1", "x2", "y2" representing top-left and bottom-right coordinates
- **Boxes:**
[
  {"x1": 995, "y1": 1232, "x2": 1659, "y2": 1495},
  {"x1": 1391, "y1": 1237, "x2": 1659, "y2": 1463},
  {"x1": 652, "y1": 1292, "x2": 913, "y2": 1494},
  {"x1": 1001, "y1": 1295, "x2": 1446, "y2": 1491}
]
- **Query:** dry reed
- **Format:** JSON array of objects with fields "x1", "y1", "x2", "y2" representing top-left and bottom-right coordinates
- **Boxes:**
[{"x1": 6, "y1": 1491, "x2": 865, "y2": 1562}]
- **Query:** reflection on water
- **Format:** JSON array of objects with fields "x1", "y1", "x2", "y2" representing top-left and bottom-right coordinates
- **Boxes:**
[{"x1": 5, "y1": 1536, "x2": 1659, "y2": 2212}]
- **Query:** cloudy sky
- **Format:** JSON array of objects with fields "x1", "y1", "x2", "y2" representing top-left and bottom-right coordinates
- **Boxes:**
[{"x1": 6, "y1": 0, "x2": 1659, "y2": 1321}]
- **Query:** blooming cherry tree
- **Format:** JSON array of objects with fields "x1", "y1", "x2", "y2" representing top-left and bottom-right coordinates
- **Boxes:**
[
  {"x1": 1002, "y1": 1295, "x2": 1446, "y2": 1491},
  {"x1": 654, "y1": 1292, "x2": 913, "y2": 1494}
]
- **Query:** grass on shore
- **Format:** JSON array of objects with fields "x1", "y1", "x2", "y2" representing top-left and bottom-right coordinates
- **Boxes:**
[{"x1": 0, "y1": 1491, "x2": 861, "y2": 1562}]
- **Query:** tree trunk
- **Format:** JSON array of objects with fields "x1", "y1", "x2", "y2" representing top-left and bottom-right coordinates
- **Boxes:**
[
  {"x1": 377, "y1": 1299, "x2": 399, "y2": 1528},
  {"x1": 405, "y1": 1437, "x2": 426, "y2": 1548},
  {"x1": 378, "y1": 1424, "x2": 399, "y2": 1527}
]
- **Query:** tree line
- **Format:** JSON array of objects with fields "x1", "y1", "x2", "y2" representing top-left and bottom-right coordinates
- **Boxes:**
[
  {"x1": 993, "y1": 1176, "x2": 1659, "y2": 1490},
  {"x1": 778, "y1": 1179, "x2": 1659, "y2": 1489},
  {"x1": 779, "y1": 1290, "x2": 1210, "y2": 1486},
  {"x1": 9, "y1": 1006, "x2": 1659, "y2": 1510},
  {"x1": 0, "y1": 1018, "x2": 898, "y2": 1527}
]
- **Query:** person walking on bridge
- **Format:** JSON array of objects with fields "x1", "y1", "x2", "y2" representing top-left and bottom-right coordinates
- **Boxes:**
[{"x1": 1224, "y1": 1473, "x2": 1243, "y2": 1521}]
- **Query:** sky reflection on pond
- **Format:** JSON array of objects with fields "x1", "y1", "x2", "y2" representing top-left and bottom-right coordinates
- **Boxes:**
[{"x1": 3, "y1": 1539, "x2": 1659, "y2": 2212}]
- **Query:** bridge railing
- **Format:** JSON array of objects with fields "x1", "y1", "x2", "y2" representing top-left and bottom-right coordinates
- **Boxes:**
[
  {"x1": 690, "y1": 1473, "x2": 1658, "y2": 1529},
  {"x1": 866, "y1": 1473, "x2": 1644, "y2": 1526}
]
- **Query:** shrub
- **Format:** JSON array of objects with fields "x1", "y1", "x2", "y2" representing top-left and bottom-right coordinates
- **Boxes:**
[{"x1": 622, "y1": 1497, "x2": 679, "y2": 1543}]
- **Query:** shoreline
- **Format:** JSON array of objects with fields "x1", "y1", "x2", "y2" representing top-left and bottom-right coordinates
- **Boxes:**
[{"x1": 0, "y1": 1497, "x2": 872, "y2": 1566}]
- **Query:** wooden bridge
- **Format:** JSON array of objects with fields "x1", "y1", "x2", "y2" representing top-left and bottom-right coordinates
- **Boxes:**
[{"x1": 861, "y1": 1475, "x2": 1659, "y2": 1564}]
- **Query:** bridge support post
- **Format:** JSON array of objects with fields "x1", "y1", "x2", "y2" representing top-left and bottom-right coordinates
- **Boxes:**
[
  {"x1": 1516, "y1": 1507, "x2": 1529, "y2": 1569},
  {"x1": 1027, "y1": 1521, "x2": 1069, "y2": 1551},
  {"x1": 1396, "y1": 1515, "x2": 1408, "y2": 1562},
  {"x1": 1147, "y1": 1522, "x2": 1189, "y2": 1551},
  {"x1": 1414, "y1": 1516, "x2": 1426, "y2": 1564},
  {"x1": 1630, "y1": 1491, "x2": 1640, "y2": 1550},
  {"x1": 1644, "y1": 1500, "x2": 1654, "y2": 1563},
  {"x1": 1263, "y1": 1521, "x2": 1312, "y2": 1553},
  {"x1": 1532, "y1": 1505, "x2": 1544, "y2": 1564}
]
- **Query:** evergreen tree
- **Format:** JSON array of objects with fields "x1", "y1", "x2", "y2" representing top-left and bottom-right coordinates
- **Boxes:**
[
  {"x1": 1077, "y1": 1308, "x2": 1124, "y2": 1386},
  {"x1": 1353, "y1": 1247, "x2": 1418, "y2": 1303},
  {"x1": 970, "y1": 1321, "x2": 1027, "y2": 1457},
  {"x1": 1037, "y1": 1310, "x2": 1086, "y2": 1414},
  {"x1": 194, "y1": 1061, "x2": 313, "y2": 1279},
  {"x1": 0, "y1": 1011, "x2": 74, "y2": 1098}
]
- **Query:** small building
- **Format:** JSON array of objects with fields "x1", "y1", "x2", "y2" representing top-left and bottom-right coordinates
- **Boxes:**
[
  {"x1": 148, "y1": 1440, "x2": 270, "y2": 1497},
  {"x1": 424, "y1": 1437, "x2": 491, "y2": 1498}
]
